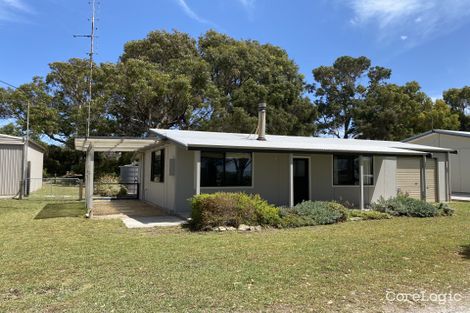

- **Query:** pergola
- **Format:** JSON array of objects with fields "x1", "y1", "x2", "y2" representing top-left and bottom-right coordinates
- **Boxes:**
[{"x1": 74, "y1": 137, "x2": 159, "y2": 216}]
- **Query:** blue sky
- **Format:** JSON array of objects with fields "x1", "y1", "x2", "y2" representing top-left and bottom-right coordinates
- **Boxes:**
[{"x1": 1, "y1": 0, "x2": 470, "y2": 100}]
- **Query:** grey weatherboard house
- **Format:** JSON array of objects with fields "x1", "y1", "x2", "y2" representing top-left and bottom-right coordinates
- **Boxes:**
[
  {"x1": 404, "y1": 129, "x2": 470, "y2": 194},
  {"x1": 0, "y1": 134, "x2": 44, "y2": 198},
  {"x1": 75, "y1": 105, "x2": 455, "y2": 218}
]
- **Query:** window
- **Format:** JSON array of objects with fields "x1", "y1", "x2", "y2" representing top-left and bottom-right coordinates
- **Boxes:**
[
  {"x1": 201, "y1": 152, "x2": 252, "y2": 187},
  {"x1": 151, "y1": 149, "x2": 165, "y2": 182},
  {"x1": 333, "y1": 155, "x2": 373, "y2": 186}
]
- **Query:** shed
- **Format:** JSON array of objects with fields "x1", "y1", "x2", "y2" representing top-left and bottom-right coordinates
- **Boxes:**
[
  {"x1": 404, "y1": 129, "x2": 470, "y2": 194},
  {"x1": 0, "y1": 134, "x2": 45, "y2": 197}
]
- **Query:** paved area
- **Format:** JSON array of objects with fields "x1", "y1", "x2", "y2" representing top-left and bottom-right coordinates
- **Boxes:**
[
  {"x1": 451, "y1": 193, "x2": 470, "y2": 202},
  {"x1": 92, "y1": 200, "x2": 186, "y2": 228},
  {"x1": 122, "y1": 216, "x2": 186, "y2": 228}
]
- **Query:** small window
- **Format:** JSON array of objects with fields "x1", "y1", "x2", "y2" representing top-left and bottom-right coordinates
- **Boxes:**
[
  {"x1": 151, "y1": 149, "x2": 165, "y2": 182},
  {"x1": 201, "y1": 152, "x2": 252, "y2": 187},
  {"x1": 333, "y1": 155, "x2": 373, "y2": 186}
]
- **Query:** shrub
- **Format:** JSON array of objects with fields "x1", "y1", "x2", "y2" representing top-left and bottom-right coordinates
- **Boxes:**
[
  {"x1": 189, "y1": 192, "x2": 281, "y2": 230},
  {"x1": 436, "y1": 203, "x2": 454, "y2": 216},
  {"x1": 370, "y1": 194, "x2": 449, "y2": 218},
  {"x1": 280, "y1": 201, "x2": 348, "y2": 227},
  {"x1": 348, "y1": 210, "x2": 392, "y2": 220},
  {"x1": 95, "y1": 174, "x2": 128, "y2": 197}
]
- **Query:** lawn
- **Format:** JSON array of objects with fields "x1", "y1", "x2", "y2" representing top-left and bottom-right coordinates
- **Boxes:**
[{"x1": 0, "y1": 200, "x2": 469, "y2": 312}]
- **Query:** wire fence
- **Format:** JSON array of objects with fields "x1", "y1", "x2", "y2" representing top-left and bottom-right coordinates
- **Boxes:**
[
  {"x1": 23, "y1": 178, "x2": 83, "y2": 201},
  {"x1": 21, "y1": 178, "x2": 139, "y2": 201}
]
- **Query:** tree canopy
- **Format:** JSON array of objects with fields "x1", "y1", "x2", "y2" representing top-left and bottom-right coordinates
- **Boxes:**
[
  {"x1": 311, "y1": 56, "x2": 391, "y2": 138},
  {"x1": 0, "y1": 31, "x2": 467, "y2": 176},
  {"x1": 311, "y1": 55, "x2": 460, "y2": 140},
  {"x1": 443, "y1": 86, "x2": 470, "y2": 131}
]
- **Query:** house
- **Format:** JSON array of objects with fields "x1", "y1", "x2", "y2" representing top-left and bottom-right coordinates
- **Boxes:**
[
  {"x1": 0, "y1": 134, "x2": 45, "y2": 198},
  {"x1": 404, "y1": 129, "x2": 470, "y2": 194},
  {"x1": 75, "y1": 104, "x2": 455, "y2": 217}
]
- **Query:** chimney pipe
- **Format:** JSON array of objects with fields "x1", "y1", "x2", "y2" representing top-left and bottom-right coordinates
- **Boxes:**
[{"x1": 257, "y1": 102, "x2": 267, "y2": 141}]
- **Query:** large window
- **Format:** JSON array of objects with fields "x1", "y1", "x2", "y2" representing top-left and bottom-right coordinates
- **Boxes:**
[
  {"x1": 151, "y1": 149, "x2": 165, "y2": 182},
  {"x1": 333, "y1": 155, "x2": 373, "y2": 186},
  {"x1": 201, "y1": 152, "x2": 252, "y2": 187}
]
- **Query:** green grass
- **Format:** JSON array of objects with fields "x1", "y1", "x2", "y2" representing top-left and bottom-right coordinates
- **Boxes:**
[
  {"x1": 34, "y1": 202, "x2": 86, "y2": 219},
  {"x1": 0, "y1": 200, "x2": 469, "y2": 312}
]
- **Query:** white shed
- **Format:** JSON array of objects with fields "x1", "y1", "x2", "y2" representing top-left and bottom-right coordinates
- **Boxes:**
[
  {"x1": 0, "y1": 134, "x2": 45, "y2": 197},
  {"x1": 405, "y1": 129, "x2": 470, "y2": 194}
]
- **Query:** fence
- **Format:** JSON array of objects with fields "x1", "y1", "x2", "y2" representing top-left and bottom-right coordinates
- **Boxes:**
[
  {"x1": 23, "y1": 178, "x2": 83, "y2": 201},
  {"x1": 93, "y1": 182, "x2": 139, "y2": 200},
  {"x1": 21, "y1": 178, "x2": 139, "y2": 201}
]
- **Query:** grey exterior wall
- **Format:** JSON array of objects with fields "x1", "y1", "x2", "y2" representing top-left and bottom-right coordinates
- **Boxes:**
[
  {"x1": 408, "y1": 134, "x2": 464, "y2": 194},
  {"x1": 27, "y1": 145, "x2": 44, "y2": 192},
  {"x1": 142, "y1": 144, "x2": 176, "y2": 213},
  {"x1": 0, "y1": 135, "x2": 44, "y2": 197},
  {"x1": 198, "y1": 152, "x2": 290, "y2": 205},
  {"x1": 140, "y1": 143, "x2": 448, "y2": 217},
  {"x1": 310, "y1": 154, "x2": 397, "y2": 206},
  {"x1": 0, "y1": 144, "x2": 23, "y2": 197}
]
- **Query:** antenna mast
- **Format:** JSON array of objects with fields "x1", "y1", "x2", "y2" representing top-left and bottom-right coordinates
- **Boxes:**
[{"x1": 74, "y1": 0, "x2": 97, "y2": 138}]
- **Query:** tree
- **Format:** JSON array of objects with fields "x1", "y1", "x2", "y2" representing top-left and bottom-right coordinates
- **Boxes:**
[
  {"x1": 0, "y1": 87, "x2": 12, "y2": 118},
  {"x1": 311, "y1": 56, "x2": 391, "y2": 138},
  {"x1": 121, "y1": 30, "x2": 199, "y2": 67},
  {"x1": 6, "y1": 77, "x2": 58, "y2": 141},
  {"x1": 102, "y1": 59, "x2": 217, "y2": 136},
  {"x1": 198, "y1": 30, "x2": 316, "y2": 135},
  {"x1": 0, "y1": 123, "x2": 22, "y2": 136},
  {"x1": 355, "y1": 82, "x2": 459, "y2": 140},
  {"x1": 443, "y1": 86, "x2": 470, "y2": 130}
]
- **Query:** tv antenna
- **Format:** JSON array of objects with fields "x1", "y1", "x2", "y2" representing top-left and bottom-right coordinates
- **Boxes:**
[{"x1": 74, "y1": 0, "x2": 97, "y2": 138}]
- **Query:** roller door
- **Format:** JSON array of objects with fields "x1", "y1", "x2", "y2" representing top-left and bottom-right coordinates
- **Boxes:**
[
  {"x1": 425, "y1": 158, "x2": 437, "y2": 202},
  {"x1": 396, "y1": 157, "x2": 421, "y2": 199}
]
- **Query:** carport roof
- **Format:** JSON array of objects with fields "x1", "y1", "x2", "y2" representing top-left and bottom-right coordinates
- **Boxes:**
[
  {"x1": 74, "y1": 136, "x2": 159, "y2": 152},
  {"x1": 150, "y1": 129, "x2": 455, "y2": 155}
]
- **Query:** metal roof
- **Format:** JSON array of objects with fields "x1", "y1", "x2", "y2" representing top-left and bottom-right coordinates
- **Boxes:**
[
  {"x1": 74, "y1": 136, "x2": 159, "y2": 152},
  {"x1": 404, "y1": 129, "x2": 470, "y2": 142},
  {"x1": 0, "y1": 134, "x2": 46, "y2": 153},
  {"x1": 150, "y1": 129, "x2": 454, "y2": 155}
]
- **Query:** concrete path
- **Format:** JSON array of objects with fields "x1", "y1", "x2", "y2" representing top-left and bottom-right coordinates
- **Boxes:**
[
  {"x1": 92, "y1": 200, "x2": 187, "y2": 228},
  {"x1": 451, "y1": 193, "x2": 470, "y2": 202},
  {"x1": 122, "y1": 215, "x2": 186, "y2": 228}
]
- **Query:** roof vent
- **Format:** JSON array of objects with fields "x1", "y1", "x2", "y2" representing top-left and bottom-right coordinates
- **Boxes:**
[{"x1": 257, "y1": 102, "x2": 267, "y2": 141}]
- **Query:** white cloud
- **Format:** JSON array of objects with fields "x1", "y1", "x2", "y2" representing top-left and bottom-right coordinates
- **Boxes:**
[
  {"x1": 343, "y1": 0, "x2": 470, "y2": 46},
  {"x1": 0, "y1": 0, "x2": 32, "y2": 22},
  {"x1": 175, "y1": 0, "x2": 210, "y2": 24},
  {"x1": 400, "y1": 35, "x2": 408, "y2": 40}
]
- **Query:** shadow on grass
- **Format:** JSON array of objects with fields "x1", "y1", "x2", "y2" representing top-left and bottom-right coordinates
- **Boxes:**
[
  {"x1": 459, "y1": 244, "x2": 470, "y2": 260},
  {"x1": 34, "y1": 202, "x2": 86, "y2": 219}
]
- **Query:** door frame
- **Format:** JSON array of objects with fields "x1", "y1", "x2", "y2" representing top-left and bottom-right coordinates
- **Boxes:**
[{"x1": 292, "y1": 156, "x2": 312, "y2": 203}]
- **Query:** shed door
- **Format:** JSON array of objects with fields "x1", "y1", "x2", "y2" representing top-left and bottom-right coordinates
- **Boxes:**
[
  {"x1": 396, "y1": 157, "x2": 421, "y2": 199},
  {"x1": 425, "y1": 158, "x2": 437, "y2": 202}
]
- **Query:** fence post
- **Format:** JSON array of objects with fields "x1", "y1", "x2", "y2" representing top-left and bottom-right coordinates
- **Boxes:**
[
  {"x1": 79, "y1": 179, "x2": 84, "y2": 201},
  {"x1": 18, "y1": 180, "x2": 24, "y2": 200}
]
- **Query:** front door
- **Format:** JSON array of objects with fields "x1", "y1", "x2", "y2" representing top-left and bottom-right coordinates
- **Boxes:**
[{"x1": 294, "y1": 158, "x2": 309, "y2": 205}]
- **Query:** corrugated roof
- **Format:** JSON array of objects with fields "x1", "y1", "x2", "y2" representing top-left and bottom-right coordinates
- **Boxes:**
[
  {"x1": 150, "y1": 129, "x2": 454, "y2": 155},
  {"x1": 0, "y1": 134, "x2": 46, "y2": 153},
  {"x1": 404, "y1": 129, "x2": 470, "y2": 142}
]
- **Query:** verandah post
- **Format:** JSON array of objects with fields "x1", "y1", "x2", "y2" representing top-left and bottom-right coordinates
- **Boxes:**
[
  {"x1": 194, "y1": 150, "x2": 201, "y2": 195},
  {"x1": 85, "y1": 143, "x2": 94, "y2": 217},
  {"x1": 359, "y1": 155, "x2": 364, "y2": 210},
  {"x1": 289, "y1": 153, "x2": 294, "y2": 208}
]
